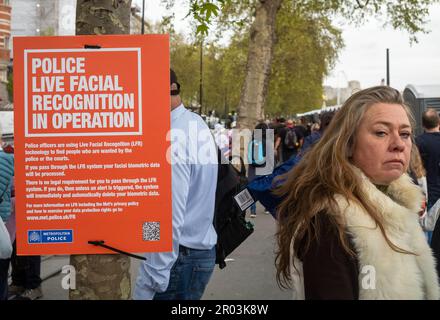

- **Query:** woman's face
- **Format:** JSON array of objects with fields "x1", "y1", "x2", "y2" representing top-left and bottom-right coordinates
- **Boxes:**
[{"x1": 352, "y1": 103, "x2": 412, "y2": 185}]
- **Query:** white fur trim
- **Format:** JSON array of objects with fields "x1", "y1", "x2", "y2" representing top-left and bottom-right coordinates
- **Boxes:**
[
  {"x1": 291, "y1": 169, "x2": 440, "y2": 300},
  {"x1": 338, "y1": 171, "x2": 439, "y2": 299}
]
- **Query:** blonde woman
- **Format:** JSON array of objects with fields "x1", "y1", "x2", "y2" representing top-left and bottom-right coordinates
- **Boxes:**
[{"x1": 275, "y1": 86, "x2": 440, "y2": 300}]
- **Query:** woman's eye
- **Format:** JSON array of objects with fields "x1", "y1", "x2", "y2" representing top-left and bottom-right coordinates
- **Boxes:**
[
  {"x1": 400, "y1": 132, "x2": 411, "y2": 139},
  {"x1": 375, "y1": 131, "x2": 386, "y2": 137}
]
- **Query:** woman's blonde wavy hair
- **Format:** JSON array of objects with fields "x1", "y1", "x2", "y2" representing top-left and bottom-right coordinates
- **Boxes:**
[
  {"x1": 274, "y1": 86, "x2": 416, "y2": 289},
  {"x1": 410, "y1": 145, "x2": 426, "y2": 179}
]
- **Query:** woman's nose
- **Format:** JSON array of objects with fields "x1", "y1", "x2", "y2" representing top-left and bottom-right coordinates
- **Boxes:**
[{"x1": 389, "y1": 133, "x2": 406, "y2": 151}]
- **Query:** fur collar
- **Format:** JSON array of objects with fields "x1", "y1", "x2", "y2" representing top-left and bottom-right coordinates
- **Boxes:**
[{"x1": 334, "y1": 168, "x2": 440, "y2": 299}]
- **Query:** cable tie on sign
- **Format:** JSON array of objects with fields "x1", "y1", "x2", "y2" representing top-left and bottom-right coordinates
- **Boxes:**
[
  {"x1": 84, "y1": 44, "x2": 101, "y2": 49},
  {"x1": 88, "y1": 240, "x2": 146, "y2": 260}
]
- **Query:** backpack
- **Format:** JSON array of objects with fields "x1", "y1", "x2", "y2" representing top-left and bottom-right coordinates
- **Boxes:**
[
  {"x1": 214, "y1": 149, "x2": 254, "y2": 269},
  {"x1": 247, "y1": 138, "x2": 266, "y2": 167},
  {"x1": 284, "y1": 127, "x2": 299, "y2": 149}
]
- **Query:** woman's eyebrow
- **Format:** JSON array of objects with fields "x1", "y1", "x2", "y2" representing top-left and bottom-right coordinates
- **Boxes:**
[{"x1": 372, "y1": 121, "x2": 411, "y2": 129}]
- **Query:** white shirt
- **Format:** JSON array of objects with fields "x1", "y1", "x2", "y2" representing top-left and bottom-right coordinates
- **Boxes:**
[{"x1": 134, "y1": 104, "x2": 218, "y2": 299}]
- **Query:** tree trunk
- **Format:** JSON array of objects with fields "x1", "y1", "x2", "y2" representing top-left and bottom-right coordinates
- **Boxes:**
[
  {"x1": 69, "y1": 254, "x2": 131, "y2": 300},
  {"x1": 70, "y1": 0, "x2": 132, "y2": 300},
  {"x1": 76, "y1": 0, "x2": 132, "y2": 35},
  {"x1": 236, "y1": 0, "x2": 282, "y2": 130}
]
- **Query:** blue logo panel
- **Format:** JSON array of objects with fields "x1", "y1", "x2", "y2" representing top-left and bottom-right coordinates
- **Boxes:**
[
  {"x1": 28, "y1": 230, "x2": 42, "y2": 244},
  {"x1": 28, "y1": 230, "x2": 73, "y2": 244}
]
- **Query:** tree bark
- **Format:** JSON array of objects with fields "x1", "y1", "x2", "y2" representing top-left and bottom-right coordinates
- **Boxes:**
[
  {"x1": 76, "y1": 0, "x2": 132, "y2": 35},
  {"x1": 70, "y1": 0, "x2": 132, "y2": 300},
  {"x1": 236, "y1": 0, "x2": 282, "y2": 130},
  {"x1": 69, "y1": 254, "x2": 131, "y2": 300}
]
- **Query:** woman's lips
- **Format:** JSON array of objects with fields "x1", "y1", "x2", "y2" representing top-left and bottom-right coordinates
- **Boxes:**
[{"x1": 384, "y1": 159, "x2": 404, "y2": 167}]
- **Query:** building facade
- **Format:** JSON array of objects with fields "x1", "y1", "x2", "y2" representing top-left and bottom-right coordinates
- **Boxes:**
[
  {"x1": 323, "y1": 80, "x2": 361, "y2": 106},
  {"x1": 0, "y1": 0, "x2": 11, "y2": 108},
  {"x1": 10, "y1": 0, "x2": 76, "y2": 41}
]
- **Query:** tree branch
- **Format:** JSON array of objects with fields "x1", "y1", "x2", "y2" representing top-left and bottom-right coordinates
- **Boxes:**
[{"x1": 355, "y1": 0, "x2": 371, "y2": 9}]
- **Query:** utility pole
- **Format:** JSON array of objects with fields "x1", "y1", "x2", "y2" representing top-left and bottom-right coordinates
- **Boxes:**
[{"x1": 386, "y1": 48, "x2": 390, "y2": 86}]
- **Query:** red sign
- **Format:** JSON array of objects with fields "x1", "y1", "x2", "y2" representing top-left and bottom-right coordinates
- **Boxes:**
[{"x1": 14, "y1": 35, "x2": 172, "y2": 255}]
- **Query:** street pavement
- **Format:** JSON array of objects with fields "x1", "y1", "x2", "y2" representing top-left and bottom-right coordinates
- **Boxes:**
[{"x1": 23, "y1": 203, "x2": 291, "y2": 300}]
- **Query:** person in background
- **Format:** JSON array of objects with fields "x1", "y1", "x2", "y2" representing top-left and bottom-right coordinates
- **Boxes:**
[
  {"x1": 411, "y1": 145, "x2": 440, "y2": 238},
  {"x1": 1, "y1": 144, "x2": 43, "y2": 301},
  {"x1": 275, "y1": 119, "x2": 304, "y2": 164},
  {"x1": 297, "y1": 117, "x2": 310, "y2": 138},
  {"x1": 271, "y1": 117, "x2": 285, "y2": 165},
  {"x1": 416, "y1": 109, "x2": 440, "y2": 215},
  {"x1": 247, "y1": 122, "x2": 270, "y2": 217},
  {"x1": 134, "y1": 69, "x2": 218, "y2": 300},
  {"x1": 416, "y1": 108, "x2": 440, "y2": 278},
  {"x1": 311, "y1": 122, "x2": 320, "y2": 133},
  {"x1": 275, "y1": 86, "x2": 439, "y2": 299},
  {"x1": 0, "y1": 129, "x2": 14, "y2": 301},
  {"x1": 247, "y1": 112, "x2": 334, "y2": 217},
  {"x1": 213, "y1": 123, "x2": 230, "y2": 159},
  {"x1": 409, "y1": 146, "x2": 428, "y2": 219}
]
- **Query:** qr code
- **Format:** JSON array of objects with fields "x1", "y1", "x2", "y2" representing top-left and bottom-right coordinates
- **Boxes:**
[{"x1": 142, "y1": 222, "x2": 160, "y2": 241}]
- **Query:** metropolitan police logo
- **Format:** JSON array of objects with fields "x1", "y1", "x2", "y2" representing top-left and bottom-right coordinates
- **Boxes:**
[
  {"x1": 29, "y1": 231, "x2": 41, "y2": 243},
  {"x1": 27, "y1": 229, "x2": 73, "y2": 244}
]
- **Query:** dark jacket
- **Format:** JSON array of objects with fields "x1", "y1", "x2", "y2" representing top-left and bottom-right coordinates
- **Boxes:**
[{"x1": 431, "y1": 217, "x2": 440, "y2": 277}]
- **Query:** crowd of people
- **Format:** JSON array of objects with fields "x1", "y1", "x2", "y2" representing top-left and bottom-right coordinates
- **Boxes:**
[{"x1": 1, "y1": 70, "x2": 440, "y2": 300}]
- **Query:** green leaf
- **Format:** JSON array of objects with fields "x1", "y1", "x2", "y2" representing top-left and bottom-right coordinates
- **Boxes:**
[{"x1": 196, "y1": 24, "x2": 209, "y2": 36}]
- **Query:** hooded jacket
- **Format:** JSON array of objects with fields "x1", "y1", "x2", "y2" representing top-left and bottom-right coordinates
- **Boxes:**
[{"x1": 0, "y1": 150, "x2": 14, "y2": 222}]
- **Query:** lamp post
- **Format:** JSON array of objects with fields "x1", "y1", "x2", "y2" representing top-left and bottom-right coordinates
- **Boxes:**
[
  {"x1": 141, "y1": 0, "x2": 145, "y2": 34},
  {"x1": 199, "y1": 38, "x2": 203, "y2": 115},
  {"x1": 386, "y1": 48, "x2": 390, "y2": 86}
]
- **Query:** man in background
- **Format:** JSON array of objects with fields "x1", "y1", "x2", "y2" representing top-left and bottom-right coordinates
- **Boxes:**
[
  {"x1": 415, "y1": 108, "x2": 440, "y2": 277},
  {"x1": 134, "y1": 69, "x2": 218, "y2": 300},
  {"x1": 275, "y1": 119, "x2": 304, "y2": 164},
  {"x1": 0, "y1": 126, "x2": 14, "y2": 300}
]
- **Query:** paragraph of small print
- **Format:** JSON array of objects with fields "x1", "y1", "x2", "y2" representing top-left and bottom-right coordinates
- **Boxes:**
[{"x1": 142, "y1": 222, "x2": 160, "y2": 241}]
